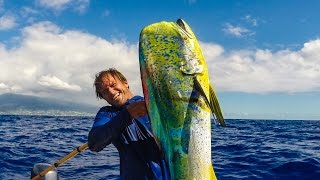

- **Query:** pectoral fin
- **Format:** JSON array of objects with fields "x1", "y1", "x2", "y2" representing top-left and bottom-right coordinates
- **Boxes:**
[
  {"x1": 209, "y1": 83, "x2": 226, "y2": 126},
  {"x1": 194, "y1": 77, "x2": 226, "y2": 127}
]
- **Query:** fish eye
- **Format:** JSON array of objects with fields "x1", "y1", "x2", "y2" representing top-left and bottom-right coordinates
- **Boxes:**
[
  {"x1": 176, "y1": 19, "x2": 187, "y2": 31},
  {"x1": 176, "y1": 19, "x2": 192, "y2": 39}
]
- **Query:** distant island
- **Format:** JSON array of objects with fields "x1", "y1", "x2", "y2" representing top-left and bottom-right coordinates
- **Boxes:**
[{"x1": 0, "y1": 93, "x2": 99, "y2": 116}]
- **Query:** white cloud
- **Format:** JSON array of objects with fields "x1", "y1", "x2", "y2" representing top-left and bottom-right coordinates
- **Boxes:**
[
  {"x1": 200, "y1": 42, "x2": 224, "y2": 60},
  {"x1": 222, "y1": 23, "x2": 253, "y2": 37},
  {"x1": 1, "y1": 21, "x2": 320, "y2": 105},
  {"x1": 38, "y1": 75, "x2": 81, "y2": 91},
  {"x1": 36, "y1": 0, "x2": 89, "y2": 13},
  {"x1": 0, "y1": 21, "x2": 139, "y2": 105},
  {"x1": 0, "y1": 13, "x2": 17, "y2": 30},
  {"x1": 0, "y1": 83, "x2": 21, "y2": 92},
  {"x1": 0, "y1": 83, "x2": 9, "y2": 90},
  {"x1": 203, "y1": 40, "x2": 320, "y2": 93}
]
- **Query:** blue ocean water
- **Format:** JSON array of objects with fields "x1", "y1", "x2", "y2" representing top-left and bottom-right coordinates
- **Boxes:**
[{"x1": 0, "y1": 115, "x2": 319, "y2": 180}]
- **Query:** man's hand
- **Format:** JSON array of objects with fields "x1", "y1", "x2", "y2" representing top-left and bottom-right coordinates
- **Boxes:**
[{"x1": 126, "y1": 101, "x2": 148, "y2": 119}]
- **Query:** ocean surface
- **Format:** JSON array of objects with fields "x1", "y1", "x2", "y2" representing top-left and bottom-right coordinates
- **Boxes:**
[{"x1": 0, "y1": 115, "x2": 319, "y2": 180}]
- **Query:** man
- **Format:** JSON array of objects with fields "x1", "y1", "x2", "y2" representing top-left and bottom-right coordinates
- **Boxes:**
[{"x1": 88, "y1": 68, "x2": 168, "y2": 179}]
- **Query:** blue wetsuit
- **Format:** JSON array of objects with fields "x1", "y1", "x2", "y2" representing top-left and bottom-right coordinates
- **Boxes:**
[{"x1": 88, "y1": 96, "x2": 169, "y2": 180}]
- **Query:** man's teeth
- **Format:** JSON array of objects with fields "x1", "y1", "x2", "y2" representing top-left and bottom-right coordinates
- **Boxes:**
[{"x1": 113, "y1": 93, "x2": 120, "y2": 100}]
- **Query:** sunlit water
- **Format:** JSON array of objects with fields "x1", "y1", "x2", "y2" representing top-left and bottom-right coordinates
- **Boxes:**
[{"x1": 0, "y1": 115, "x2": 319, "y2": 179}]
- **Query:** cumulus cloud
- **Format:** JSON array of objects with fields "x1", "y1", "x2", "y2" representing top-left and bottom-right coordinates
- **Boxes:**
[
  {"x1": 200, "y1": 42, "x2": 224, "y2": 60},
  {"x1": 0, "y1": 13, "x2": 17, "y2": 30},
  {"x1": 0, "y1": 21, "x2": 139, "y2": 105},
  {"x1": 222, "y1": 23, "x2": 254, "y2": 37},
  {"x1": 36, "y1": 0, "x2": 89, "y2": 13},
  {"x1": 0, "y1": 82, "x2": 21, "y2": 92},
  {"x1": 202, "y1": 40, "x2": 320, "y2": 93},
  {"x1": 0, "y1": 83, "x2": 9, "y2": 90},
  {"x1": 1, "y1": 21, "x2": 320, "y2": 105},
  {"x1": 38, "y1": 75, "x2": 81, "y2": 91}
]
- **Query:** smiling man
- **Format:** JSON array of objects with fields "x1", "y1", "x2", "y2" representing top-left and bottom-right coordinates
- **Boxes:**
[{"x1": 88, "y1": 68, "x2": 169, "y2": 180}]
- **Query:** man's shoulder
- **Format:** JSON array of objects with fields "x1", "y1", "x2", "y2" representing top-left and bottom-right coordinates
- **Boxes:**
[
  {"x1": 98, "y1": 105, "x2": 119, "y2": 113},
  {"x1": 94, "y1": 105, "x2": 120, "y2": 123},
  {"x1": 97, "y1": 95, "x2": 144, "y2": 113},
  {"x1": 99, "y1": 105, "x2": 111, "y2": 112},
  {"x1": 128, "y1": 95, "x2": 144, "y2": 103}
]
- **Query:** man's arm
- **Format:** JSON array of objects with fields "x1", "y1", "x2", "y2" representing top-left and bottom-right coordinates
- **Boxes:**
[
  {"x1": 88, "y1": 107, "x2": 131, "y2": 152},
  {"x1": 88, "y1": 101, "x2": 148, "y2": 152}
]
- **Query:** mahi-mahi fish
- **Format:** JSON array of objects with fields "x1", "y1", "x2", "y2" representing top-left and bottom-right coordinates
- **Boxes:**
[{"x1": 139, "y1": 19, "x2": 225, "y2": 180}]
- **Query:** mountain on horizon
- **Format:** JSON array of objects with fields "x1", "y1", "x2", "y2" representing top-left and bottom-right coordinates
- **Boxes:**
[{"x1": 0, "y1": 93, "x2": 99, "y2": 116}]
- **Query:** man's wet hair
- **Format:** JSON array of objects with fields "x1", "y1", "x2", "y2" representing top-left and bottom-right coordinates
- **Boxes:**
[{"x1": 94, "y1": 68, "x2": 128, "y2": 99}]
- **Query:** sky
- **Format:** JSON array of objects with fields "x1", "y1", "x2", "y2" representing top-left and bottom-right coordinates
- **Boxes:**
[{"x1": 0, "y1": 0, "x2": 320, "y2": 120}]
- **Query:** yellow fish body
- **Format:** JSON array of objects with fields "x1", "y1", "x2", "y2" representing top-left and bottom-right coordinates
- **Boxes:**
[{"x1": 139, "y1": 19, "x2": 225, "y2": 180}]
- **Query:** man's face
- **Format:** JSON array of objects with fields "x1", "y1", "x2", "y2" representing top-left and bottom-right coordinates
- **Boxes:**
[{"x1": 99, "y1": 74, "x2": 133, "y2": 107}]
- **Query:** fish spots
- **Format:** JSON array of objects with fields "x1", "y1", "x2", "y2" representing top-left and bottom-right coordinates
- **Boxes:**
[
  {"x1": 180, "y1": 60, "x2": 204, "y2": 75},
  {"x1": 170, "y1": 144, "x2": 190, "y2": 179},
  {"x1": 180, "y1": 43, "x2": 204, "y2": 75},
  {"x1": 139, "y1": 20, "x2": 217, "y2": 179},
  {"x1": 168, "y1": 125, "x2": 190, "y2": 154},
  {"x1": 177, "y1": 91, "x2": 182, "y2": 98},
  {"x1": 169, "y1": 127, "x2": 182, "y2": 139}
]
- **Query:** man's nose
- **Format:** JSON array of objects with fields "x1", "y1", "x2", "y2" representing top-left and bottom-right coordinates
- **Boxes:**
[{"x1": 106, "y1": 87, "x2": 116, "y2": 94}]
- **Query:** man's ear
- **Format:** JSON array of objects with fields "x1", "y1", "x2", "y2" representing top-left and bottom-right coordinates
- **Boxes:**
[{"x1": 125, "y1": 81, "x2": 129, "y2": 89}]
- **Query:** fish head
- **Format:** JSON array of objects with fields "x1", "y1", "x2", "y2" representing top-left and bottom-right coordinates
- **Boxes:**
[{"x1": 139, "y1": 19, "x2": 207, "y2": 78}]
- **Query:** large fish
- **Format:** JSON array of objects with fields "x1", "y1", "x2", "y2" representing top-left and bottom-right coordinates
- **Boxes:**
[{"x1": 139, "y1": 19, "x2": 225, "y2": 180}]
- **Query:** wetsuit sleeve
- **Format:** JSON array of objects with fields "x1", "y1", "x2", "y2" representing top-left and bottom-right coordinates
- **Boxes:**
[{"x1": 88, "y1": 107, "x2": 132, "y2": 152}]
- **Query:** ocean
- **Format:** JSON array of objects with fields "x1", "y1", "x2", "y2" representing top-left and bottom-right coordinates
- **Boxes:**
[{"x1": 0, "y1": 115, "x2": 319, "y2": 180}]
